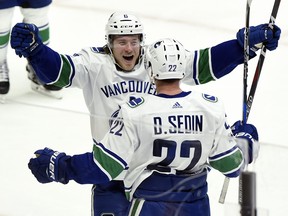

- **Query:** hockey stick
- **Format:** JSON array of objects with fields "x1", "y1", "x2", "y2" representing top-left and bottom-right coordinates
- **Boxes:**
[
  {"x1": 243, "y1": 0, "x2": 252, "y2": 124},
  {"x1": 219, "y1": 0, "x2": 281, "y2": 205},
  {"x1": 218, "y1": 0, "x2": 252, "y2": 204},
  {"x1": 246, "y1": 0, "x2": 281, "y2": 120},
  {"x1": 239, "y1": 1, "x2": 281, "y2": 215},
  {"x1": 218, "y1": 175, "x2": 230, "y2": 204}
]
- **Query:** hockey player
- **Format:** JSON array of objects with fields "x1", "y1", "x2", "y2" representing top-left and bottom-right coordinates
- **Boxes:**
[
  {"x1": 10, "y1": 12, "x2": 280, "y2": 216},
  {"x1": 0, "y1": 0, "x2": 62, "y2": 99},
  {"x1": 27, "y1": 38, "x2": 260, "y2": 216}
]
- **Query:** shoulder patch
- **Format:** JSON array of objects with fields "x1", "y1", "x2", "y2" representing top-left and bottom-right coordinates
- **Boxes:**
[
  {"x1": 127, "y1": 97, "x2": 145, "y2": 108},
  {"x1": 90, "y1": 47, "x2": 105, "y2": 54},
  {"x1": 202, "y1": 93, "x2": 218, "y2": 103}
]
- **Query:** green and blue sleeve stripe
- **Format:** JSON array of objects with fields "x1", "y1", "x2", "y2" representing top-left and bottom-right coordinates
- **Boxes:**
[
  {"x1": 209, "y1": 145, "x2": 243, "y2": 177},
  {"x1": 29, "y1": 45, "x2": 75, "y2": 87},
  {"x1": 193, "y1": 39, "x2": 246, "y2": 85},
  {"x1": 93, "y1": 140, "x2": 127, "y2": 179}
]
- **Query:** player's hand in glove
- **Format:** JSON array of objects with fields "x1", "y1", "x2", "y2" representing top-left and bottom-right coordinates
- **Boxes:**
[
  {"x1": 28, "y1": 147, "x2": 71, "y2": 184},
  {"x1": 231, "y1": 120, "x2": 259, "y2": 164},
  {"x1": 10, "y1": 23, "x2": 43, "y2": 58},
  {"x1": 236, "y1": 23, "x2": 281, "y2": 56}
]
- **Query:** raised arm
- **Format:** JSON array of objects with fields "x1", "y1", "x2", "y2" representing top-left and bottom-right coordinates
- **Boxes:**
[
  {"x1": 10, "y1": 23, "x2": 64, "y2": 85},
  {"x1": 185, "y1": 23, "x2": 281, "y2": 85},
  {"x1": 211, "y1": 23, "x2": 281, "y2": 79}
]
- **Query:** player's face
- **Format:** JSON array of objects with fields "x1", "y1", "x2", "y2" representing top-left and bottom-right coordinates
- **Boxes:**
[{"x1": 112, "y1": 35, "x2": 141, "y2": 71}]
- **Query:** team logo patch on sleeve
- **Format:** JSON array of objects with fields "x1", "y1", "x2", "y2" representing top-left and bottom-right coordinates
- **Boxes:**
[
  {"x1": 127, "y1": 97, "x2": 145, "y2": 108},
  {"x1": 202, "y1": 94, "x2": 218, "y2": 103}
]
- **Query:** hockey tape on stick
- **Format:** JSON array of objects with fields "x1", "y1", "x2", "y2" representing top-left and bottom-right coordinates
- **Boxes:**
[{"x1": 218, "y1": 176, "x2": 230, "y2": 204}]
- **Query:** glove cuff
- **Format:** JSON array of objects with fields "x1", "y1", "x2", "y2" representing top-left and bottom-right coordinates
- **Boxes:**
[
  {"x1": 28, "y1": 41, "x2": 44, "y2": 57},
  {"x1": 48, "y1": 151, "x2": 70, "y2": 184},
  {"x1": 235, "y1": 132, "x2": 259, "y2": 164}
]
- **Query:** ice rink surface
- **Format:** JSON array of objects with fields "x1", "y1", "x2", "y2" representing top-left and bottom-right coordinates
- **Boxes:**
[{"x1": 0, "y1": 0, "x2": 288, "y2": 215}]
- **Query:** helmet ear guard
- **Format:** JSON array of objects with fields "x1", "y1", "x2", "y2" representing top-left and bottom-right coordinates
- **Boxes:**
[{"x1": 144, "y1": 38, "x2": 186, "y2": 81}]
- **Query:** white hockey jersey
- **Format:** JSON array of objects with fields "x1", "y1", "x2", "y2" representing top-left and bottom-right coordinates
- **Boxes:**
[
  {"x1": 69, "y1": 46, "x2": 215, "y2": 142},
  {"x1": 31, "y1": 40, "x2": 245, "y2": 144},
  {"x1": 92, "y1": 91, "x2": 243, "y2": 200}
]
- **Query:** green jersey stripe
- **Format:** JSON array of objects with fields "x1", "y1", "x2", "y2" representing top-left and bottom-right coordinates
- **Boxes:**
[
  {"x1": 53, "y1": 55, "x2": 73, "y2": 87},
  {"x1": 39, "y1": 27, "x2": 50, "y2": 45},
  {"x1": 0, "y1": 31, "x2": 9, "y2": 46},
  {"x1": 198, "y1": 48, "x2": 215, "y2": 84},
  {"x1": 129, "y1": 199, "x2": 144, "y2": 216},
  {"x1": 210, "y1": 149, "x2": 243, "y2": 173},
  {"x1": 93, "y1": 144, "x2": 124, "y2": 179}
]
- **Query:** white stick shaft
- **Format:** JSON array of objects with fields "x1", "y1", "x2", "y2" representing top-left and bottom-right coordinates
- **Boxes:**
[{"x1": 218, "y1": 177, "x2": 230, "y2": 204}]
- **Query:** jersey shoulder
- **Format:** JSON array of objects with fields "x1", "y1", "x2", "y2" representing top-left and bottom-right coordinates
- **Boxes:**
[
  {"x1": 201, "y1": 93, "x2": 219, "y2": 103},
  {"x1": 90, "y1": 46, "x2": 107, "y2": 54},
  {"x1": 191, "y1": 91, "x2": 224, "y2": 112},
  {"x1": 73, "y1": 46, "x2": 108, "y2": 57}
]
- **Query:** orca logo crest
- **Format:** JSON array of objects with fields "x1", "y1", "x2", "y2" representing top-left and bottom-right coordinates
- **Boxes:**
[
  {"x1": 202, "y1": 94, "x2": 218, "y2": 103},
  {"x1": 127, "y1": 97, "x2": 145, "y2": 108}
]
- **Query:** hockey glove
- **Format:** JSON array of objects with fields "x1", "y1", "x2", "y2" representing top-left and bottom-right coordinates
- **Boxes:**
[
  {"x1": 236, "y1": 23, "x2": 281, "y2": 56},
  {"x1": 10, "y1": 23, "x2": 43, "y2": 58},
  {"x1": 231, "y1": 120, "x2": 259, "y2": 164},
  {"x1": 28, "y1": 147, "x2": 71, "y2": 184}
]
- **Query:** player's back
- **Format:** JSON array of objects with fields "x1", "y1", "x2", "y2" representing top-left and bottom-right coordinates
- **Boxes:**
[{"x1": 121, "y1": 90, "x2": 227, "y2": 196}]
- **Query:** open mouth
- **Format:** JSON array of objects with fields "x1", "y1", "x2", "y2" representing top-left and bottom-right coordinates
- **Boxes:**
[{"x1": 123, "y1": 55, "x2": 134, "y2": 61}]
